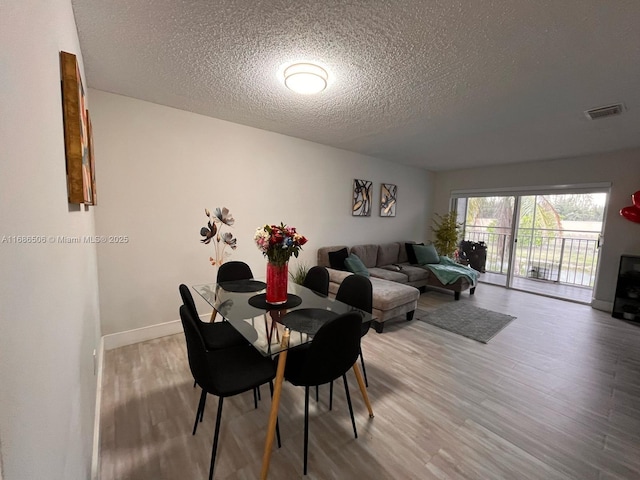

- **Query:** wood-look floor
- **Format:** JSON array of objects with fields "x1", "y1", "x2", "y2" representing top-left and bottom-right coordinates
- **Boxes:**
[{"x1": 99, "y1": 284, "x2": 640, "y2": 479}]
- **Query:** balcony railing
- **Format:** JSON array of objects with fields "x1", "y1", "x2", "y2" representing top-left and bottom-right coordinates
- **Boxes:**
[{"x1": 463, "y1": 228, "x2": 600, "y2": 288}]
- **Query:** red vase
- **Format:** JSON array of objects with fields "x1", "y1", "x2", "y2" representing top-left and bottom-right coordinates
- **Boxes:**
[{"x1": 266, "y1": 262, "x2": 288, "y2": 304}]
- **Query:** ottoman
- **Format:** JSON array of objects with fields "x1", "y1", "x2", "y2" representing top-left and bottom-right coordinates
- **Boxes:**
[
  {"x1": 327, "y1": 269, "x2": 420, "y2": 333},
  {"x1": 368, "y1": 276, "x2": 420, "y2": 333}
]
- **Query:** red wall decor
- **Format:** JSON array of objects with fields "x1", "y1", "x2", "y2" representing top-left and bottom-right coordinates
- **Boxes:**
[{"x1": 620, "y1": 190, "x2": 640, "y2": 223}]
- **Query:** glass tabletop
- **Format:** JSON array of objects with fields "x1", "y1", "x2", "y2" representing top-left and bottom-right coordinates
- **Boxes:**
[{"x1": 192, "y1": 280, "x2": 372, "y2": 357}]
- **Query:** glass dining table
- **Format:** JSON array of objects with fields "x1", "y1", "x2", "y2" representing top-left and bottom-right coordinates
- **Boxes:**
[{"x1": 193, "y1": 280, "x2": 375, "y2": 479}]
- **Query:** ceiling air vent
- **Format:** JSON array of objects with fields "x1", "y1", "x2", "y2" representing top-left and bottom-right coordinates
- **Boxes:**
[{"x1": 584, "y1": 103, "x2": 624, "y2": 120}]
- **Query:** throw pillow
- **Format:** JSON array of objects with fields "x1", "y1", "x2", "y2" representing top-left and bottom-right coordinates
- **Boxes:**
[
  {"x1": 413, "y1": 244, "x2": 440, "y2": 265},
  {"x1": 343, "y1": 253, "x2": 370, "y2": 277},
  {"x1": 405, "y1": 242, "x2": 423, "y2": 264},
  {"x1": 328, "y1": 247, "x2": 349, "y2": 270}
]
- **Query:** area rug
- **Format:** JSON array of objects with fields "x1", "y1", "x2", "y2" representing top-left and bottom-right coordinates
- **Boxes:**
[{"x1": 416, "y1": 303, "x2": 515, "y2": 343}]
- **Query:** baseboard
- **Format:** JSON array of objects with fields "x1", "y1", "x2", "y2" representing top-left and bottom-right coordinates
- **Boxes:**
[
  {"x1": 90, "y1": 336, "x2": 104, "y2": 480},
  {"x1": 103, "y1": 319, "x2": 184, "y2": 350},
  {"x1": 591, "y1": 299, "x2": 613, "y2": 313}
]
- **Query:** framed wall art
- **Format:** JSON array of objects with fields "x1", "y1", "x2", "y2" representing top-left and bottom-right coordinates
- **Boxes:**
[
  {"x1": 380, "y1": 183, "x2": 397, "y2": 217},
  {"x1": 86, "y1": 111, "x2": 97, "y2": 205},
  {"x1": 352, "y1": 179, "x2": 372, "y2": 216},
  {"x1": 60, "y1": 51, "x2": 94, "y2": 205}
]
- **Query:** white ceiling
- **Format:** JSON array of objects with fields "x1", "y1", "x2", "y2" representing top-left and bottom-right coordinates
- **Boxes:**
[{"x1": 71, "y1": 0, "x2": 640, "y2": 171}]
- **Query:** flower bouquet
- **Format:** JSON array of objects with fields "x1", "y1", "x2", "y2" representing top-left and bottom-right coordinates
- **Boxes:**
[{"x1": 254, "y1": 223, "x2": 307, "y2": 304}]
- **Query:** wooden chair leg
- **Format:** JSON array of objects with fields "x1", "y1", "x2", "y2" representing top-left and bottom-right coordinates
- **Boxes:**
[
  {"x1": 343, "y1": 374, "x2": 357, "y2": 439},
  {"x1": 209, "y1": 397, "x2": 224, "y2": 480},
  {"x1": 253, "y1": 388, "x2": 258, "y2": 409}
]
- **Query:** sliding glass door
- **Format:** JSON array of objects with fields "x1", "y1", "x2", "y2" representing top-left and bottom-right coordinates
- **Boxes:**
[
  {"x1": 456, "y1": 196, "x2": 515, "y2": 287},
  {"x1": 455, "y1": 189, "x2": 607, "y2": 303}
]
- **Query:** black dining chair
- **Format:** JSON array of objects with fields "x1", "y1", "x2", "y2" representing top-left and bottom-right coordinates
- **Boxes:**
[
  {"x1": 303, "y1": 266, "x2": 331, "y2": 401},
  {"x1": 179, "y1": 284, "x2": 259, "y2": 426},
  {"x1": 302, "y1": 265, "x2": 329, "y2": 296},
  {"x1": 330, "y1": 274, "x2": 373, "y2": 408},
  {"x1": 284, "y1": 311, "x2": 363, "y2": 475},
  {"x1": 179, "y1": 305, "x2": 280, "y2": 480},
  {"x1": 214, "y1": 260, "x2": 255, "y2": 322},
  {"x1": 214, "y1": 261, "x2": 264, "y2": 405},
  {"x1": 217, "y1": 260, "x2": 254, "y2": 283},
  {"x1": 179, "y1": 284, "x2": 247, "y2": 350}
]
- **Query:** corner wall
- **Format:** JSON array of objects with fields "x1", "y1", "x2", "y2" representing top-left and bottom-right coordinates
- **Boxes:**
[
  {"x1": 89, "y1": 90, "x2": 434, "y2": 335},
  {"x1": 432, "y1": 149, "x2": 640, "y2": 306},
  {"x1": 0, "y1": 1, "x2": 101, "y2": 479}
]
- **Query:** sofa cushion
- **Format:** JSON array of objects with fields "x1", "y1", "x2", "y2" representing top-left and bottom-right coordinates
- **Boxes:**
[
  {"x1": 396, "y1": 265, "x2": 431, "y2": 283},
  {"x1": 398, "y1": 242, "x2": 410, "y2": 264},
  {"x1": 369, "y1": 277, "x2": 420, "y2": 311},
  {"x1": 414, "y1": 244, "x2": 440, "y2": 264},
  {"x1": 406, "y1": 242, "x2": 423, "y2": 264},
  {"x1": 350, "y1": 244, "x2": 379, "y2": 268},
  {"x1": 377, "y1": 242, "x2": 400, "y2": 267},
  {"x1": 327, "y1": 268, "x2": 352, "y2": 296},
  {"x1": 368, "y1": 267, "x2": 407, "y2": 283},
  {"x1": 327, "y1": 268, "x2": 352, "y2": 284},
  {"x1": 328, "y1": 247, "x2": 349, "y2": 270},
  {"x1": 317, "y1": 245, "x2": 348, "y2": 269},
  {"x1": 344, "y1": 253, "x2": 370, "y2": 277}
]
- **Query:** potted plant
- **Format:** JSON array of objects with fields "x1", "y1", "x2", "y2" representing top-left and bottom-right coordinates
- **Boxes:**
[
  {"x1": 290, "y1": 262, "x2": 309, "y2": 285},
  {"x1": 431, "y1": 212, "x2": 462, "y2": 258}
]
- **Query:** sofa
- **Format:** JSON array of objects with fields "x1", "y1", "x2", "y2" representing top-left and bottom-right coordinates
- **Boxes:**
[{"x1": 317, "y1": 242, "x2": 477, "y2": 332}]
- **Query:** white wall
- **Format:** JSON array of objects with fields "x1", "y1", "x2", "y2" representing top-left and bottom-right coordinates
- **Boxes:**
[
  {"x1": 89, "y1": 90, "x2": 434, "y2": 335},
  {"x1": 0, "y1": 1, "x2": 101, "y2": 479},
  {"x1": 433, "y1": 149, "x2": 640, "y2": 306}
]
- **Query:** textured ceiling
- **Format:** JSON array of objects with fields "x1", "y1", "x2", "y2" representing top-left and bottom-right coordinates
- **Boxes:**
[{"x1": 71, "y1": 0, "x2": 640, "y2": 171}]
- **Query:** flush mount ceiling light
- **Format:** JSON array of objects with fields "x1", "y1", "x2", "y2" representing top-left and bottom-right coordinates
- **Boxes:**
[{"x1": 283, "y1": 63, "x2": 328, "y2": 95}]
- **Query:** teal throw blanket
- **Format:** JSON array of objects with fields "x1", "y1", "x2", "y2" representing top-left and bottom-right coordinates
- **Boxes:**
[{"x1": 426, "y1": 256, "x2": 479, "y2": 286}]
